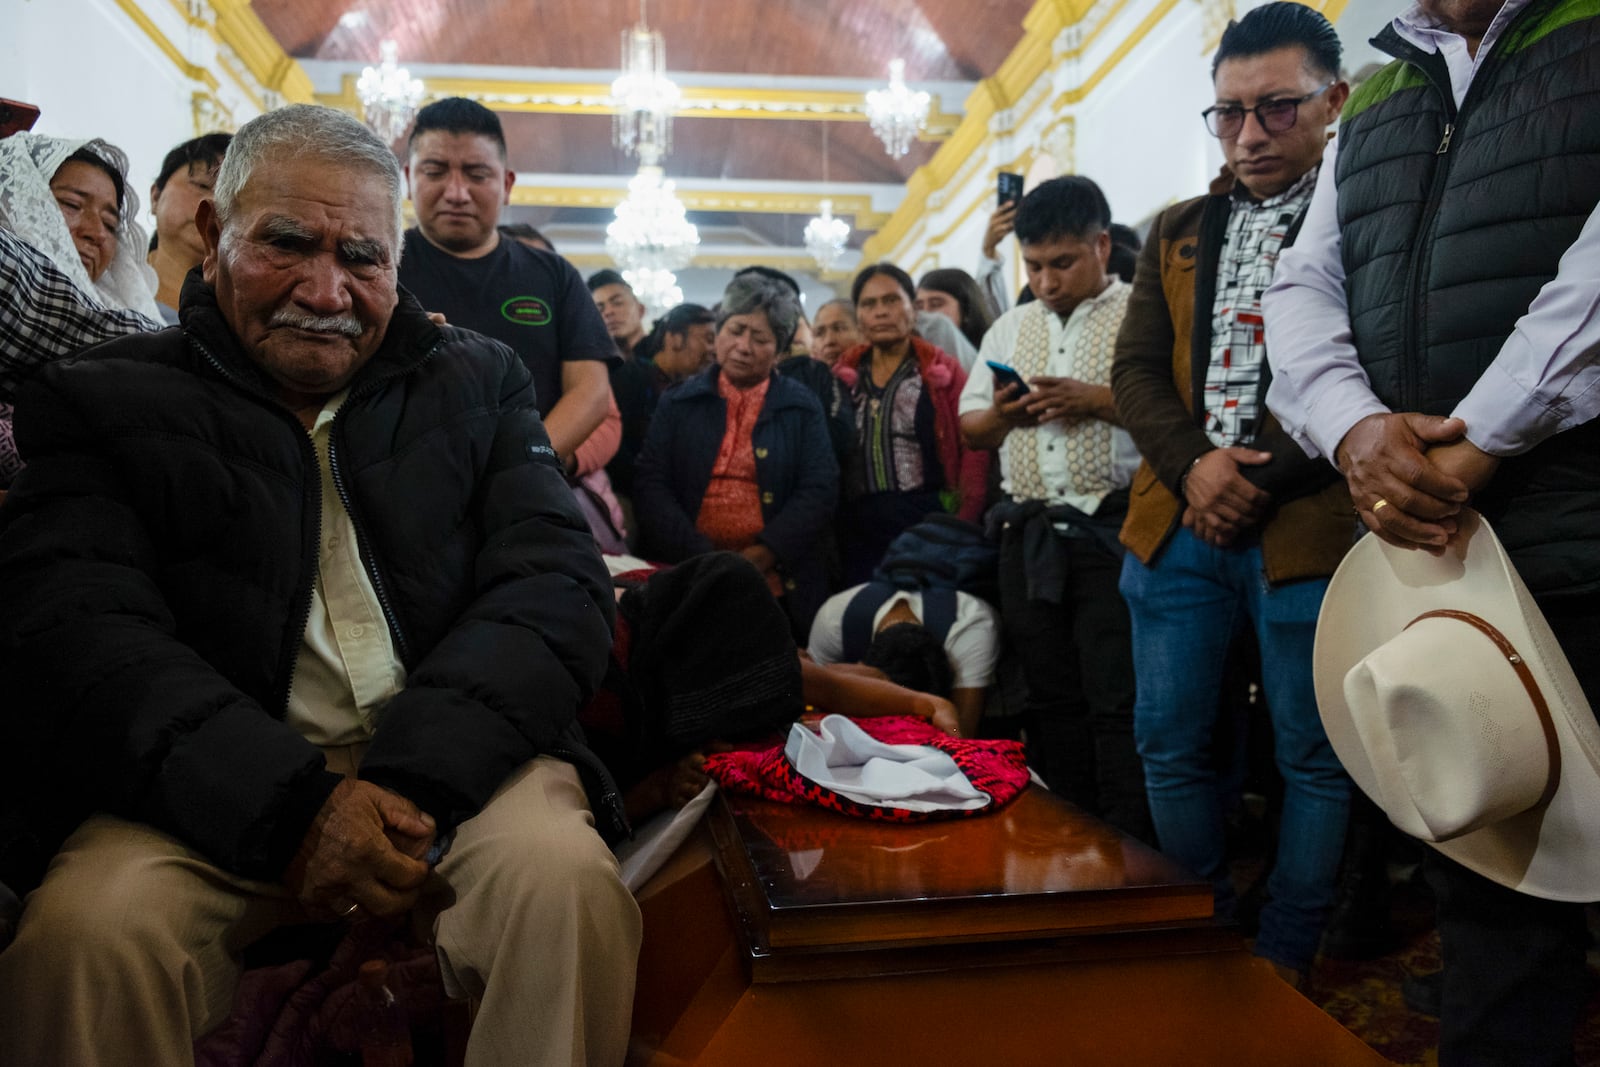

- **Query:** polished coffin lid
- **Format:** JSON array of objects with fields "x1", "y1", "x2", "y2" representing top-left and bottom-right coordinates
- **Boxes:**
[{"x1": 707, "y1": 784, "x2": 1214, "y2": 972}]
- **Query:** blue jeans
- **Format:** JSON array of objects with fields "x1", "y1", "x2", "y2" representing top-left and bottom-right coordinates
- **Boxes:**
[{"x1": 1118, "y1": 528, "x2": 1351, "y2": 971}]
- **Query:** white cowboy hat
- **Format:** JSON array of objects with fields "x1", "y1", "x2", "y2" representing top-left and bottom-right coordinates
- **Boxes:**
[{"x1": 1314, "y1": 509, "x2": 1600, "y2": 900}]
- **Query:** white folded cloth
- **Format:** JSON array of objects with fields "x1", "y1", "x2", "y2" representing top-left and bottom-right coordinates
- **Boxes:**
[{"x1": 783, "y1": 714, "x2": 991, "y2": 813}]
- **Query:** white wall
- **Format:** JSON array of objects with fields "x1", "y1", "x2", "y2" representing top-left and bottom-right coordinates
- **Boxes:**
[
  {"x1": 877, "y1": 0, "x2": 1227, "y2": 296},
  {"x1": 1336, "y1": 0, "x2": 1403, "y2": 73},
  {"x1": 2, "y1": 0, "x2": 267, "y2": 226},
  {"x1": 1073, "y1": 2, "x2": 1221, "y2": 231}
]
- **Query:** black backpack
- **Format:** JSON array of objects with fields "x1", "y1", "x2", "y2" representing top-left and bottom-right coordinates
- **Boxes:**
[{"x1": 872, "y1": 514, "x2": 999, "y2": 603}]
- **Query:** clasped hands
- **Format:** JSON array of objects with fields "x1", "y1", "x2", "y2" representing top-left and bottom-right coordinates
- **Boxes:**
[
  {"x1": 1180, "y1": 446, "x2": 1275, "y2": 548},
  {"x1": 284, "y1": 778, "x2": 436, "y2": 923},
  {"x1": 1334, "y1": 412, "x2": 1498, "y2": 552}
]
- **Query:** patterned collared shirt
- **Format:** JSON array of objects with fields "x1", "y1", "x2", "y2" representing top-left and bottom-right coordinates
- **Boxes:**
[
  {"x1": 1, "y1": 228, "x2": 161, "y2": 485},
  {"x1": 1202, "y1": 166, "x2": 1318, "y2": 447},
  {"x1": 0, "y1": 228, "x2": 160, "y2": 402}
]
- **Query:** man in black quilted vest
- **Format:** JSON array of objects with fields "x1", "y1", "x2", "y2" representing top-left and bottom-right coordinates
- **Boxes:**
[
  {"x1": 0, "y1": 104, "x2": 640, "y2": 1066},
  {"x1": 1264, "y1": 0, "x2": 1600, "y2": 1060}
]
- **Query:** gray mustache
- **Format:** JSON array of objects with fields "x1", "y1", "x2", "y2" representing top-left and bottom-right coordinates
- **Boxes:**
[{"x1": 270, "y1": 311, "x2": 363, "y2": 337}]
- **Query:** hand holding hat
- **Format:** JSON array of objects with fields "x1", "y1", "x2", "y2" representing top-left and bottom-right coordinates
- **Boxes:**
[{"x1": 1314, "y1": 509, "x2": 1600, "y2": 901}]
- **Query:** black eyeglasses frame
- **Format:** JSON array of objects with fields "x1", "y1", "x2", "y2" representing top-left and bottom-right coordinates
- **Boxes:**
[{"x1": 1201, "y1": 82, "x2": 1335, "y2": 139}]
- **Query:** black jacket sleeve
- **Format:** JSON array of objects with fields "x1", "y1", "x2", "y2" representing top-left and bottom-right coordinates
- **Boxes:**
[
  {"x1": 1238, "y1": 416, "x2": 1342, "y2": 501},
  {"x1": 756, "y1": 389, "x2": 840, "y2": 568},
  {"x1": 357, "y1": 356, "x2": 616, "y2": 832},
  {"x1": 0, "y1": 372, "x2": 341, "y2": 882}
]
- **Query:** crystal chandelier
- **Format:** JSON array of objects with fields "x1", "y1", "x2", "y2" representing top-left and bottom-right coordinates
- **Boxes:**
[
  {"x1": 610, "y1": 0, "x2": 680, "y2": 166},
  {"x1": 624, "y1": 268, "x2": 685, "y2": 317},
  {"x1": 804, "y1": 127, "x2": 849, "y2": 271},
  {"x1": 606, "y1": 1, "x2": 694, "y2": 312},
  {"x1": 606, "y1": 165, "x2": 700, "y2": 275},
  {"x1": 804, "y1": 200, "x2": 851, "y2": 273},
  {"x1": 356, "y1": 40, "x2": 425, "y2": 145},
  {"x1": 865, "y1": 59, "x2": 929, "y2": 159}
]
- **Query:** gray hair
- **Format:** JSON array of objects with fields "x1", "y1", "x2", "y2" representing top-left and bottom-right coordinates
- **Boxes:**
[
  {"x1": 716, "y1": 273, "x2": 802, "y2": 353},
  {"x1": 212, "y1": 104, "x2": 404, "y2": 256},
  {"x1": 817, "y1": 297, "x2": 857, "y2": 324}
]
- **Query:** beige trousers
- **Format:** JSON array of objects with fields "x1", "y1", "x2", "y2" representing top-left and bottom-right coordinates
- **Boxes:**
[{"x1": 0, "y1": 754, "x2": 642, "y2": 1067}]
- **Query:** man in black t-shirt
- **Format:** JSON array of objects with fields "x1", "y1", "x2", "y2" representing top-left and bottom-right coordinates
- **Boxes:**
[{"x1": 398, "y1": 99, "x2": 614, "y2": 464}]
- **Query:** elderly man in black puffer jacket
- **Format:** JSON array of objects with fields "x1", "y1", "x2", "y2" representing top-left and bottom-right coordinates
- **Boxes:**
[{"x1": 0, "y1": 105, "x2": 639, "y2": 1067}]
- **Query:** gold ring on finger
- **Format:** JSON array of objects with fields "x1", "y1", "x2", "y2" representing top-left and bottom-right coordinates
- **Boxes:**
[{"x1": 1372, "y1": 499, "x2": 1389, "y2": 513}]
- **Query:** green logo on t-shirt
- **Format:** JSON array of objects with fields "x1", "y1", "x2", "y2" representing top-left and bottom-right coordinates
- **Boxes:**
[{"x1": 500, "y1": 296, "x2": 553, "y2": 326}]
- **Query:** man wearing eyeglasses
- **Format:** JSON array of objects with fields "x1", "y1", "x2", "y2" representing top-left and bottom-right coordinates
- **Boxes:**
[
  {"x1": 1263, "y1": 0, "x2": 1600, "y2": 1059},
  {"x1": 1110, "y1": 1, "x2": 1352, "y2": 990}
]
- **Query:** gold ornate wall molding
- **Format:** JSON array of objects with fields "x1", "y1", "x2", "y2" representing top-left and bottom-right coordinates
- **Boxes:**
[
  {"x1": 1041, "y1": 115, "x2": 1077, "y2": 171},
  {"x1": 111, "y1": 0, "x2": 313, "y2": 124},
  {"x1": 866, "y1": 0, "x2": 1161, "y2": 261},
  {"x1": 205, "y1": 0, "x2": 314, "y2": 104},
  {"x1": 111, "y1": 0, "x2": 223, "y2": 95},
  {"x1": 1196, "y1": 0, "x2": 1238, "y2": 52},
  {"x1": 190, "y1": 89, "x2": 235, "y2": 136}
]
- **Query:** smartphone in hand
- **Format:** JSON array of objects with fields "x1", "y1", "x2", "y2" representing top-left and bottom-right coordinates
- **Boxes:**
[
  {"x1": 986, "y1": 360, "x2": 1031, "y2": 395},
  {"x1": 997, "y1": 171, "x2": 1024, "y2": 207}
]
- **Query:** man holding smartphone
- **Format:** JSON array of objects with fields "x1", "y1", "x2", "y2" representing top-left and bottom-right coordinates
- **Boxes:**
[{"x1": 957, "y1": 176, "x2": 1149, "y2": 843}]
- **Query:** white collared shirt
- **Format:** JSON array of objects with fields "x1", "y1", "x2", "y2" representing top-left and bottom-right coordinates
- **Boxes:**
[
  {"x1": 808, "y1": 585, "x2": 1000, "y2": 691},
  {"x1": 285, "y1": 390, "x2": 407, "y2": 745}
]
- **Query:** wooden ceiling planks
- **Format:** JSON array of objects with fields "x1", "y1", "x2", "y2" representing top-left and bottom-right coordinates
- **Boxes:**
[
  {"x1": 251, "y1": 0, "x2": 1031, "y2": 79},
  {"x1": 251, "y1": 0, "x2": 1035, "y2": 249},
  {"x1": 495, "y1": 113, "x2": 935, "y2": 185}
]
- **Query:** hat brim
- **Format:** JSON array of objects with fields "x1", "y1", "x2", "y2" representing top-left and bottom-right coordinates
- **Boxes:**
[{"x1": 1314, "y1": 510, "x2": 1600, "y2": 901}]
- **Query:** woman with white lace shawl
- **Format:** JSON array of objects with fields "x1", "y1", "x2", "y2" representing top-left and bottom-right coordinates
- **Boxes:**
[{"x1": 0, "y1": 134, "x2": 160, "y2": 488}]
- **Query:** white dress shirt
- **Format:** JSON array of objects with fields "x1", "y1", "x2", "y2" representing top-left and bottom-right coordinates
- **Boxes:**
[
  {"x1": 808, "y1": 586, "x2": 1000, "y2": 691},
  {"x1": 285, "y1": 390, "x2": 407, "y2": 745},
  {"x1": 1263, "y1": 0, "x2": 1600, "y2": 461}
]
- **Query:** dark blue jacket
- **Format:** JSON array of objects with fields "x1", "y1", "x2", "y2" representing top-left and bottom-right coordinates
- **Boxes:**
[{"x1": 634, "y1": 365, "x2": 839, "y2": 634}]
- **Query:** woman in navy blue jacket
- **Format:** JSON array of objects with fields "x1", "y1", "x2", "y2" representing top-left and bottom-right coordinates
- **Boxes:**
[{"x1": 635, "y1": 274, "x2": 839, "y2": 637}]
